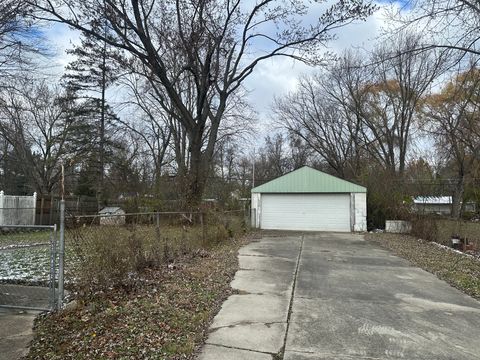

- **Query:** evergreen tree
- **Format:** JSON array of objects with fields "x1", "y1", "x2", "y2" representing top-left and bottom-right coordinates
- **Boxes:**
[{"x1": 63, "y1": 31, "x2": 120, "y2": 205}]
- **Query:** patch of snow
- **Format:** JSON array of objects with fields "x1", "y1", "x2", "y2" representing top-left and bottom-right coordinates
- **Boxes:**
[
  {"x1": 0, "y1": 246, "x2": 52, "y2": 283},
  {"x1": 0, "y1": 242, "x2": 49, "y2": 251},
  {"x1": 430, "y1": 241, "x2": 479, "y2": 261}
]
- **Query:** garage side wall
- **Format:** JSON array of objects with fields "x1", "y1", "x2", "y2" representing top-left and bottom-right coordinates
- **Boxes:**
[
  {"x1": 251, "y1": 193, "x2": 261, "y2": 228},
  {"x1": 353, "y1": 192, "x2": 367, "y2": 232}
]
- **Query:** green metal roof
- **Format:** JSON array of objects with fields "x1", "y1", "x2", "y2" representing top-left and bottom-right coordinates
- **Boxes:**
[{"x1": 251, "y1": 166, "x2": 366, "y2": 193}]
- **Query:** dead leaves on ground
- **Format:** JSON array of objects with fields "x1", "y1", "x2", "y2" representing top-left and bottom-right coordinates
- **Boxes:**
[
  {"x1": 26, "y1": 240, "x2": 247, "y2": 360},
  {"x1": 366, "y1": 233, "x2": 480, "y2": 300}
]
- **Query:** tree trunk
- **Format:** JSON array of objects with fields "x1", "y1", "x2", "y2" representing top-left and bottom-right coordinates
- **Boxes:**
[
  {"x1": 451, "y1": 177, "x2": 464, "y2": 219},
  {"x1": 184, "y1": 139, "x2": 208, "y2": 209},
  {"x1": 97, "y1": 39, "x2": 107, "y2": 210}
]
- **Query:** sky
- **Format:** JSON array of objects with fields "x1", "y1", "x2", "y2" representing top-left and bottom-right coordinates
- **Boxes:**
[
  {"x1": 243, "y1": 7, "x2": 392, "y2": 137},
  {"x1": 40, "y1": 1, "x2": 397, "y2": 147}
]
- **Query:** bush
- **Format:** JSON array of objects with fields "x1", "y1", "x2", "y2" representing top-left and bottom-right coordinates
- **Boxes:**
[
  {"x1": 410, "y1": 215, "x2": 439, "y2": 242},
  {"x1": 67, "y1": 211, "x2": 246, "y2": 293},
  {"x1": 69, "y1": 225, "x2": 162, "y2": 291}
]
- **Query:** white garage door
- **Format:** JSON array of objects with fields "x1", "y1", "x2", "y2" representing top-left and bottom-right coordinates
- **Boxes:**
[{"x1": 260, "y1": 193, "x2": 351, "y2": 232}]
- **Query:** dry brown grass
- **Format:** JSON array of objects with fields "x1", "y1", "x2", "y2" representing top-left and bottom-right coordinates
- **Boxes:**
[
  {"x1": 27, "y1": 232, "x2": 251, "y2": 360},
  {"x1": 66, "y1": 213, "x2": 246, "y2": 292},
  {"x1": 435, "y1": 219, "x2": 480, "y2": 248},
  {"x1": 367, "y1": 233, "x2": 480, "y2": 300}
]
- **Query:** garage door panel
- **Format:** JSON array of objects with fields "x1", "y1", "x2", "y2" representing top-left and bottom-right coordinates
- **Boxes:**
[{"x1": 261, "y1": 194, "x2": 351, "y2": 232}]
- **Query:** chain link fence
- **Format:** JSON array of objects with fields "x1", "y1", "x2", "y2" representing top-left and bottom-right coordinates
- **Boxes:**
[
  {"x1": 64, "y1": 210, "x2": 247, "y2": 291},
  {"x1": 0, "y1": 205, "x2": 248, "y2": 310},
  {"x1": 0, "y1": 224, "x2": 58, "y2": 311}
]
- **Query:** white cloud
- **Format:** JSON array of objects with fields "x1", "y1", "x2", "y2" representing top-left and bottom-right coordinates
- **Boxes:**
[
  {"x1": 39, "y1": 23, "x2": 80, "y2": 79},
  {"x1": 41, "y1": 2, "x2": 393, "y2": 143},
  {"x1": 244, "y1": 3, "x2": 392, "y2": 142}
]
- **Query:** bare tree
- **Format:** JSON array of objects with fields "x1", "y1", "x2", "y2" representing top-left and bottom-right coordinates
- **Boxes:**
[
  {"x1": 275, "y1": 65, "x2": 363, "y2": 179},
  {"x1": 390, "y1": 0, "x2": 480, "y2": 58},
  {"x1": 421, "y1": 65, "x2": 480, "y2": 218},
  {"x1": 30, "y1": 0, "x2": 375, "y2": 206},
  {"x1": 0, "y1": 80, "x2": 95, "y2": 194},
  {"x1": 119, "y1": 74, "x2": 173, "y2": 191},
  {"x1": 357, "y1": 34, "x2": 447, "y2": 175},
  {"x1": 252, "y1": 134, "x2": 292, "y2": 184},
  {"x1": 0, "y1": 1, "x2": 44, "y2": 84},
  {"x1": 289, "y1": 135, "x2": 311, "y2": 170}
]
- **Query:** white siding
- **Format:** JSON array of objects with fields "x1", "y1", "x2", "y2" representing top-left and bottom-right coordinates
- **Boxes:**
[
  {"x1": 353, "y1": 192, "x2": 367, "y2": 232},
  {"x1": 251, "y1": 193, "x2": 261, "y2": 228},
  {"x1": 260, "y1": 193, "x2": 351, "y2": 232}
]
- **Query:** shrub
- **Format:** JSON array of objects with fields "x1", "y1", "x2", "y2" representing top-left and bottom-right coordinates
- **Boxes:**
[
  {"x1": 67, "y1": 211, "x2": 246, "y2": 293},
  {"x1": 410, "y1": 215, "x2": 439, "y2": 242},
  {"x1": 69, "y1": 226, "x2": 158, "y2": 291}
]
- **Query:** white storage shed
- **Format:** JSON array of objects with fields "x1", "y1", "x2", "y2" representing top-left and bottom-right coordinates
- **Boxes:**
[
  {"x1": 251, "y1": 166, "x2": 367, "y2": 232},
  {"x1": 99, "y1": 206, "x2": 126, "y2": 225}
]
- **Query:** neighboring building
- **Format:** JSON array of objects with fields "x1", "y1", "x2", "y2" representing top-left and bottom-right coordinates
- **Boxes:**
[
  {"x1": 412, "y1": 196, "x2": 476, "y2": 215},
  {"x1": 251, "y1": 166, "x2": 367, "y2": 232},
  {"x1": 99, "y1": 206, "x2": 126, "y2": 225}
]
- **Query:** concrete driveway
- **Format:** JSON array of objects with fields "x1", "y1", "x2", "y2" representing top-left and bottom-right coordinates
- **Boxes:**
[
  {"x1": 198, "y1": 232, "x2": 480, "y2": 360},
  {"x1": 0, "y1": 307, "x2": 39, "y2": 360},
  {"x1": 0, "y1": 285, "x2": 51, "y2": 359}
]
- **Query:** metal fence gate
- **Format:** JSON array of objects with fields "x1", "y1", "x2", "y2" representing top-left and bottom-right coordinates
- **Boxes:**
[{"x1": 0, "y1": 224, "x2": 58, "y2": 311}]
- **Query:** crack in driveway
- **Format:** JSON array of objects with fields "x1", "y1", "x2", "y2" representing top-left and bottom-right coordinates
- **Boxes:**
[{"x1": 199, "y1": 232, "x2": 480, "y2": 360}]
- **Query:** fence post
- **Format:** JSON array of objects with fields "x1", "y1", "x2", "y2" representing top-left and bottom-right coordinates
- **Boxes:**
[
  {"x1": 49, "y1": 224, "x2": 57, "y2": 309},
  {"x1": 0, "y1": 191, "x2": 4, "y2": 226},
  {"x1": 32, "y1": 192, "x2": 37, "y2": 225},
  {"x1": 39, "y1": 196, "x2": 45, "y2": 225},
  {"x1": 57, "y1": 199, "x2": 65, "y2": 309},
  {"x1": 49, "y1": 195, "x2": 54, "y2": 225},
  {"x1": 200, "y1": 212, "x2": 206, "y2": 243},
  {"x1": 155, "y1": 212, "x2": 161, "y2": 243}
]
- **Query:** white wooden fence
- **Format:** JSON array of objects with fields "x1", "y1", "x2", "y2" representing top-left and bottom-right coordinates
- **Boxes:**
[{"x1": 0, "y1": 191, "x2": 37, "y2": 225}]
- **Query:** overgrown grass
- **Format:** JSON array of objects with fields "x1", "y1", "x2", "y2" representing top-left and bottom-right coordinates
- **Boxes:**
[
  {"x1": 435, "y1": 219, "x2": 480, "y2": 248},
  {"x1": 409, "y1": 216, "x2": 480, "y2": 248},
  {"x1": 366, "y1": 233, "x2": 480, "y2": 300},
  {"x1": 0, "y1": 212, "x2": 246, "y2": 288},
  {"x1": 67, "y1": 212, "x2": 246, "y2": 292},
  {"x1": 26, "y1": 212, "x2": 249, "y2": 359},
  {"x1": 26, "y1": 238, "x2": 249, "y2": 359}
]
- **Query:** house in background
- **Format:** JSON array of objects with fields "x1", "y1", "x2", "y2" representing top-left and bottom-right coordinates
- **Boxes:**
[
  {"x1": 251, "y1": 166, "x2": 367, "y2": 232},
  {"x1": 99, "y1": 206, "x2": 126, "y2": 225},
  {"x1": 412, "y1": 196, "x2": 476, "y2": 216}
]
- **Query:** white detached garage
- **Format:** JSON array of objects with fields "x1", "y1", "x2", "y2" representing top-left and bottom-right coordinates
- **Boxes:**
[{"x1": 251, "y1": 166, "x2": 367, "y2": 232}]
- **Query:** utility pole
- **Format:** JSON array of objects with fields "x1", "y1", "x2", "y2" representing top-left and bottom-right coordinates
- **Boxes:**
[{"x1": 252, "y1": 147, "x2": 255, "y2": 188}]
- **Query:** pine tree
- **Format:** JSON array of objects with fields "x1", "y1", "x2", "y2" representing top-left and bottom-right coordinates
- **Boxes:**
[{"x1": 63, "y1": 31, "x2": 120, "y2": 206}]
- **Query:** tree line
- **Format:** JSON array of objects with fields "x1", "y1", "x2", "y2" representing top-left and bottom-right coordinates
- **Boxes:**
[
  {"x1": 0, "y1": 0, "x2": 479, "y2": 224},
  {"x1": 0, "y1": 0, "x2": 375, "y2": 208},
  {"x1": 273, "y1": 37, "x2": 480, "y2": 223}
]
